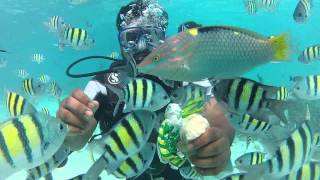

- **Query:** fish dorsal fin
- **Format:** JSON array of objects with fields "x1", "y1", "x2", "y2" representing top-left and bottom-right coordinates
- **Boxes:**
[{"x1": 197, "y1": 26, "x2": 265, "y2": 39}]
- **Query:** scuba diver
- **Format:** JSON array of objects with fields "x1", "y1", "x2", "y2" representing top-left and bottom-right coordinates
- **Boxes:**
[{"x1": 57, "y1": 0, "x2": 235, "y2": 179}]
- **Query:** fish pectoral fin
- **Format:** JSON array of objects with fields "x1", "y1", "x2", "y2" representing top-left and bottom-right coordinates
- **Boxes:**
[{"x1": 85, "y1": 156, "x2": 108, "y2": 179}]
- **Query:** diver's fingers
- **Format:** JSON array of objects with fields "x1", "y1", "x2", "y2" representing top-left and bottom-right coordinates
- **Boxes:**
[
  {"x1": 71, "y1": 89, "x2": 91, "y2": 106},
  {"x1": 57, "y1": 107, "x2": 87, "y2": 132},
  {"x1": 63, "y1": 96, "x2": 92, "y2": 120},
  {"x1": 88, "y1": 100, "x2": 99, "y2": 113}
]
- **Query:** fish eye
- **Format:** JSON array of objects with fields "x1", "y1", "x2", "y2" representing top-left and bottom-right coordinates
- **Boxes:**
[
  {"x1": 164, "y1": 95, "x2": 168, "y2": 100},
  {"x1": 153, "y1": 54, "x2": 160, "y2": 61},
  {"x1": 44, "y1": 142, "x2": 50, "y2": 150},
  {"x1": 172, "y1": 93, "x2": 178, "y2": 98},
  {"x1": 239, "y1": 159, "x2": 243, "y2": 164},
  {"x1": 59, "y1": 124, "x2": 64, "y2": 130}
]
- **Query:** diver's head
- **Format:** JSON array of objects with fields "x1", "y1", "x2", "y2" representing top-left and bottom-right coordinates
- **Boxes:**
[
  {"x1": 178, "y1": 21, "x2": 202, "y2": 32},
  {"x1": 116, "y1": 0, "x2": 168, "y2": 65}
]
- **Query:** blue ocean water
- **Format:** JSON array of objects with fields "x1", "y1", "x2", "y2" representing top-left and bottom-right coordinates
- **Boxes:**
[{"x1": 0, "y1": 0, "x2": 320, "y2": 179}]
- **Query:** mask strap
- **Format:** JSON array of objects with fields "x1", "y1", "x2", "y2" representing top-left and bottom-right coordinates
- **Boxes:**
[{"x1": 66, "y1": 56, "x2": 123, "y2": 78}]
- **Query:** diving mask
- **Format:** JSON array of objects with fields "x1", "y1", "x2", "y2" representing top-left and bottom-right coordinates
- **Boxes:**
[{"x1": 118, "y1": 26, "x2": 164, "y2": 52}]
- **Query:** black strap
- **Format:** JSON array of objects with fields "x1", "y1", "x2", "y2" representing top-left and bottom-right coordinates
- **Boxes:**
[{"x1": 66, "y1": 56, "x2": 123, "y2": 78}]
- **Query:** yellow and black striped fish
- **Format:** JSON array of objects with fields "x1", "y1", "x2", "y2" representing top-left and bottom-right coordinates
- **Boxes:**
[
  {"x1": 60, "y1": 26, "x2": 95, "y2": 50},
  {"x1": 239, "y1": 121, "x2": 313, "y2": 177},
  {"x1": 6, "y1": 92, "x2": 36, "y2": 117},
  {"x1": 48, "y1": 81, "x2": 62, "y2": 99},
  {"x1": 258, "y1": 0, "x2": 279, "y2": 9},
  {"x1": 235, "y1": 152, "x2": 265, "y2": 166},
  {"x1": 276, "y1": 86, "x2": 289, "y2": 101},
  {"x1": 22, "y1": 78, "x2": 46, "y2": 96},
  {"x1": 111, "y1": 143, "x2": 156, "y2": 179},
  {"x1": 89, "y1": 110, "x2": 156, "y2": 173},
  {"x1": 245, "y1": 0, "x2": 258, "y2": 15},
  {"x1": 45, "y1": 16, "x2": 65, "y2": 32},
  {"x1": 292, "y1": 75, "x2": 320, "y2": 100},
  {"x1": 213, "y1": 78, "x2": 286, "y2": 121},
  {"x1": 31, "y1": 53, "x2": 45, "y2": 64},
  {"x1": 228, "y1": 113, "x2": 273, "y2": 134},
  {"x1": 0, "y1": 113, "x2": 68, "y2": 179},
  {"x1": 39, "y1": 74, "x2": 50, "y2": 84},
  {"x1": 281, "y1": 162, "x2": 320, "y2": 180},
  {"x1": 16, "y1": 69, "x2": 29, "y2": 79},
  {"x1": 298, "y1": 45, "x2": 320, "y2": 64},
  {"x1": 107, "y1": 78, "x2": 170, "y2": 116},
  {"x1": 170, "y1": 83, "x2": 209, "y2": 108},
  {"x1": 26, "y1": 145, "x2": 70, "y2": 180}
]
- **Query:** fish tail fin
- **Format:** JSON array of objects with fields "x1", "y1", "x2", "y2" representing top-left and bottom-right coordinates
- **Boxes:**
[
  {"x1": 265, "y1": 99, "x2": 289, "y2": 125},
  {"x1": 269, "y1": 33, "x2": 289, "y2": 61}
]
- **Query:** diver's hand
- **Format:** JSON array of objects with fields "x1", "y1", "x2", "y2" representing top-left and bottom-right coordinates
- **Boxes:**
[
  {"x1": 186, "y1": 98, "x2": 234, "y2": 176},
  {"x1": 187, "y1": 126, "x2": 231, "y2": 176},
  {"x1": 57, "y1": 89, "x2": 99, "y2": 150}
]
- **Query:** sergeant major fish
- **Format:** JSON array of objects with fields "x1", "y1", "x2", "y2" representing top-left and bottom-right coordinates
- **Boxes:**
[
  {"x1": 58, "y1": 26, "x2": 95, "y2": 50},
  {"x1": 298, "y1": 45, "x2": 320, "y2": 64},
  {"x1": 170, "y1": 83, "x2": 209, "y2": 108},
  {"x1": 87, "y1": 110, "x2": 156, "y2": 176},
  {"x1": 0, "y1": 113, "x2": 68, "y2": 179},
  {"x1": 106, "y1": 76, "x2": 170, "y2": 116},
  {"x1": 237, "y1": 121, "x2": 313, "y2": 178},
  {"x1": 22, "y1": 78, "x2": 46, "y2": 96},
  {"x1": 48, "y1": 81, "x2": 62, "y2": 100},
  {"x1": 245, "y1": 0, "x2": 258, "y2": 15},
  {"x1": 235, "y1": 152, "x2": 266, "y2": 166},
  {"x1": 44, "y1": 16, "x2": 65, "y2": 33},
  {"x1": 16, "y1": 69, "x2": 29, "y2": 79},
  {"x1": 293, "y1": 0, "x2": 312, "y2": 23},
  {"x1": 31, "y1": 53, "x2": 45, "y2": 64},
  {"x1": 137, "y1": 26, "x2": 289, "y2": 81},
  {"x1": 26, "y1": 145, "x2": 71, "y2": 180},
  {"x1": 6, "y1": 91, "x2": 36, "y2": 117},
  {"x1": 226, "y1": 113, "x2": 273, "y2": 136},
  {"x1": 212, "y1": 78, "x2": 288, "y2": 123},
  {"x1": 291, "y1": 75, "x2": 320, "y2": 100},
  {"x1": 111, "y1": 143, "x2": 156, "y2": 179},
  {"x1": 280, "y1": 161, "x2": 320, "y2": 180}
]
